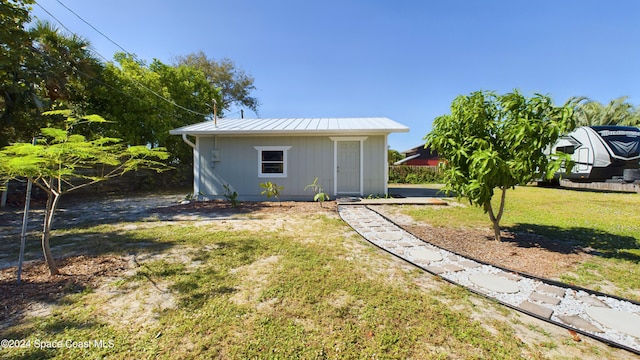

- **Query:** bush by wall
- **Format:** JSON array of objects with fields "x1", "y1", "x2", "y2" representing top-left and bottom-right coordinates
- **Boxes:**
[{"x1": 389, "y1": 165, "x2": 443, "y2": 184}]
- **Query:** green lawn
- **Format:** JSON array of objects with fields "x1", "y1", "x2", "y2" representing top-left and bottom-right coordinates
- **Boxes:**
[
  {"x1": 404, "y1": 185, "x2": 640, "y2": 298},
  {"x1": 0, "y1": 191, "x2": 636, "y2": 359}
]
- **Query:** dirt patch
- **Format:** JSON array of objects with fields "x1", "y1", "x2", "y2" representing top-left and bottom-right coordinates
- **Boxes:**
[
  {"x1": 229, "y1": 255, "x2": 281, "y2": 311},
  {"x1": 154, "y1": 199, "x2": 337, "y2": 216},
  {"x1": 0, "y1": 255, "x2": 130, "y2": 330},
  {"x1": 373, "y1": 205, "x2": 592, "y2": 280},
  {"x1": 93, "y1": 276, "x2": 176, "y2": 332}
]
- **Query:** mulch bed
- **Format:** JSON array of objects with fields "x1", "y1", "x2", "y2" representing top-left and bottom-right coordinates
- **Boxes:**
[
  {"x1": 0, "y1": 255, "x2": 129, "y2": 328},
  {"x1": 402, "y1": 224, "x2": 592, "y2": 279}
]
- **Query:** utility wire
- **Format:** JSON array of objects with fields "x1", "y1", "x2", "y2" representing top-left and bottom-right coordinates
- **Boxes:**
[
  {"x1": 54, "y1": 0, "x2": 132, "y2": 58},
  {"x1": 34, "y1": 1, "x2": 212, "y2": 118}
]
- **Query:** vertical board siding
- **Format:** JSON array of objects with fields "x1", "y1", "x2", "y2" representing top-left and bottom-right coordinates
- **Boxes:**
[
  {"x1": 196, "y1": 135, "x2": 387, "y2": 200},
  {"x1": 363, "y1": 135, "x2": 385, "y2": 195}
]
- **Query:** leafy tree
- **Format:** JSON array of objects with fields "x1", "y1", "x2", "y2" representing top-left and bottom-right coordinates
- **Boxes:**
[
  {"x1": 568, "y1": 96, "x2": 639, "y2": 127},
  {"x1": 388, "y1": 148, "x2": 403, "y2": 165},
  {"x1": 173, "y1": 51, "x2": 259, "y2": 115},
  {"x1": 425, "y1": 91, "x2": 574, "y2": 241},
  {"x1": 29, "y1": 20, "x2": 103, "y2": 107},
  {"x1": 0, "y1": 110, "x2": 169, "y2": 275},
  {"x1": 0, "y1": 0, "x2": 39, "y2": 146},
  {"x1": 1, "y1": 8, "x2": 105, "y2": 146},
  {"x1": 86, "y1": 53, "x2": 219, "y2": 165}
]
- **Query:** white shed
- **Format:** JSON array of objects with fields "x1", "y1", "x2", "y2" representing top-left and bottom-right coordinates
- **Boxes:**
[{"x1": 169, "y1": 117, "x2": 409, "y2": 201}]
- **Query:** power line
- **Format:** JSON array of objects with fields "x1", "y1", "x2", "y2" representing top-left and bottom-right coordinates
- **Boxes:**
[
  {"x1": 54, "y1": 0, "x2": 132, "y2": 58},
  {"x1": 33, "y1": 1, "x2": 212, "y2": 118}
]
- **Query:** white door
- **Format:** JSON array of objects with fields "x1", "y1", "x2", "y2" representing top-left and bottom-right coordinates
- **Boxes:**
[{"x1": 337, "y1": 141, "x2": 360, "y2": 194}]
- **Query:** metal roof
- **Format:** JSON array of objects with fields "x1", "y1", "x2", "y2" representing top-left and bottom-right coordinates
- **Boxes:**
[
  {"x1": 393, "y1": 153, "x2": 420, "y2": 165},
  {"x1": 169, "y1": 117, "x2": 409, "y2": 136}
]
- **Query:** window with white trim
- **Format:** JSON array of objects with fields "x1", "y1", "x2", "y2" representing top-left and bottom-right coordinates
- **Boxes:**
[{"x1": 254, "y1": 146, "x2": 291, "y2": 178}]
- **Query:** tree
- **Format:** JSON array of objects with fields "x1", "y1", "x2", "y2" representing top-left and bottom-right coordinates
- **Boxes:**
[
  {"x1": 87, "y1": 53, "x2": 219, "y2": 165},
  {"x1": 1, "y1": 9, "x2": 105, "y2": 147},
  {"x1": 173, "y1": 51, "x2": 259, "y2": 115},
  {"x1": 425, "y1": 90, "x2": 574, "y2": 241},
  {"x1": 0, "y1": 0, "x2": 39, "y2": 147},
  {"x1": 0, "y1": 110, "x2": 169, "y2": 275},
  {"x1": 568, "y1": 96, "x2": 639, "y2": 127},
  {"x1": 388, "y1": 148, "x2": 403, "y2": 165},
  {"x1": 29, "y1": 20, "x2": 103, "y2": 108}
]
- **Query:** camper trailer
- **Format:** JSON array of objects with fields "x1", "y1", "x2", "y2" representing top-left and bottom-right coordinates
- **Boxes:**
[{"x1": 551, "y1": 125, "x2": 640, "y2": 182}]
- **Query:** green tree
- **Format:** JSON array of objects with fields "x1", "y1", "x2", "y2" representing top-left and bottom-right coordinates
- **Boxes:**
[
  {"x1": 173, "y1": 51, "x2": 259, "y2": 115},
  {"x1": 1, "y1": 8, "x2": 105, "y2": 146},
  {"x1": 0, "y1": 110, "x2": 169, "y2": 275},
  {"x1": 388, "y1": 148, "x2": 403, "y2": 165},
  {"x1": 88, "y1": 53, "x2": 220, "y2": 165},
  {"x1": 0, "y1": 0, "x2": 39, "y2": 146},
  {"x1": 568, "y1": 96, "x2": 639, "y2": 127},
  {"x1": 425, "y1": 90, "x2": 574, "y2": 241},
  {"x1": 29, "y1": 20, "x2": 104, "y2": 118}
]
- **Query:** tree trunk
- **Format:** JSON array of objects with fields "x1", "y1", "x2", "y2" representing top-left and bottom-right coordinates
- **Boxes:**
[
  {"x1": 485, "y1": 187, "x2": 508, "y2": 241},
  {"x1": 41, "y1": 190, "x2": 60, "y2": 275},
  {"x1": 1, "y1": 180, "x2": 8, "y2": 208}
]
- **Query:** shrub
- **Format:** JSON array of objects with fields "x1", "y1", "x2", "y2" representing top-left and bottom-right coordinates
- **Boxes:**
[
  {"x1": 389, "y1": 166, "x2": 443, "y2": 184},
  {"x1": 260, "y1": 181, "x2": 284, "y2": 204}
]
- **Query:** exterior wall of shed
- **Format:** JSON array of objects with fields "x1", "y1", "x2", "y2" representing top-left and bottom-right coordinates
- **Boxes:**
[{"x1": 194, "y1": 135, "x2": 387, "y2": 201}]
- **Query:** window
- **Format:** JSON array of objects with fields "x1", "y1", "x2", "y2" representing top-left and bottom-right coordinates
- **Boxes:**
[{"x1": 254, "y1": 146, "x2": 291, "y2": 178}]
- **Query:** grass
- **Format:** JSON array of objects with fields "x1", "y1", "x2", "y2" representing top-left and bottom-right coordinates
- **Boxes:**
[
  {"x1": 0, "y1": 191, "x2": 635, "y2": 359},
  {"x1": 0, "y1": 208, "x2": 596, "y2": 359},
  {"x1": 404, "y1": 185, "x2": 640, "y2": 298}
]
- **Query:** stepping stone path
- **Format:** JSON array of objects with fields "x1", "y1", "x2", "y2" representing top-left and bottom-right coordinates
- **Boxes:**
[{"x1": 338, "y1": 205, "x2": 640, "y2": 354}]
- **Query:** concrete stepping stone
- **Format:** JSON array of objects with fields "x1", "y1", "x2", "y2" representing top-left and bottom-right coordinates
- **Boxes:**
[
  {"x1": 424, "y1": 265, "x2": 446, "y2": 275},
  {"x1": 469, "y1": 273, "x2": 520, "y2": 293},
  {"x1": 557, "y1": 315, "x2": 603, "y2": 333},
  {"x1": 377, "y1": 232, "x2": 403, "y2": 241},
  {"x1": 442, "y1": 264, "x2": 464, "y2": 273},
  {"x1": 579, "y1": 295, "x2": 608, "y2": 308},
  {"x1": 536, "y1": 284, "x2": 565, "y2": 297},
  {"x1": 520, "y1": 300, "x2": 553, "y2": 319},
  {"x1": 408, "y1": 247, "x2": 443, "y2": 262},
  {"x1": 585, "y1": 307, "x2": 640, "y2": 338},
  {"x1": 529, "y1": 291, "x2": 561, "y2": 305},
  {"x1": 498, "y1": 272, "x2": 521, "y2": 281},
  {"x1": 458, "y1": 260, "x2": 481, "y2": 269},
  {"x1": 396, "y1": 240, "x2": 416, "y2": 247}
]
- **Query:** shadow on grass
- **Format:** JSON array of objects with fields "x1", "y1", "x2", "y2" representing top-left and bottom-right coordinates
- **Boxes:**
[
  {"x1": 0, "y1": 198, "x2": 273, "y2": 239},
  {"x1": 507, "y1": 223, "x2": 640, "y2": 262},
  {"x1": 0, "y1": 229, "x2": 178, "y2": 333}
]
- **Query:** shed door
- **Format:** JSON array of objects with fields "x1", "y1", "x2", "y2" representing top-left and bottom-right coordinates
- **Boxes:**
[{"x1": 337, "y1": 141, "x2": 360, "y2": 194}]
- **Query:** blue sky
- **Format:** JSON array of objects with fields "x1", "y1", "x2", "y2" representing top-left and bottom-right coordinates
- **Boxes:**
[{"x1": 31, "y1": 0, "x2": 640, "y2": 151}]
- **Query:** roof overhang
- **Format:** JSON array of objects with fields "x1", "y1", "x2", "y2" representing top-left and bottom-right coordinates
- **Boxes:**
[{"x1": 169, "y1": 117, "x2": 410, "y2": 136}]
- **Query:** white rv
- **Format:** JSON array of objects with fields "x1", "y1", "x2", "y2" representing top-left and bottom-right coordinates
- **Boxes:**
[{"x1": 551, "y1": 126, "x2": 640, "y2": 182}]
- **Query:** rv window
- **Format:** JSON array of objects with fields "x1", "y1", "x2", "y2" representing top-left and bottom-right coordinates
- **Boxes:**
[
  {"x1": 556, "y1": 146, "x2": 575, "y2": 154},
  {"x1": 595, "y1": 128, "x2": 640, "y2": 158}
]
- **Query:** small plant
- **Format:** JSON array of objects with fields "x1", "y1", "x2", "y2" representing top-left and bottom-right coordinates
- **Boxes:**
[
  {"x1": 222, "y1": 184, "x2": 239, "y2": 207},
  {"x1": 183, "y1": 191, "x2": 204, "y2": 203},
  {"x1": 365, "y1": 193, "x2": 393, "y2": 199},
  {"x1": 260, "y1": 181, "x2": 284, "y2": 205},
  {"x1": 304, "y1": 177, "x2": 330, "y2": 207}
]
